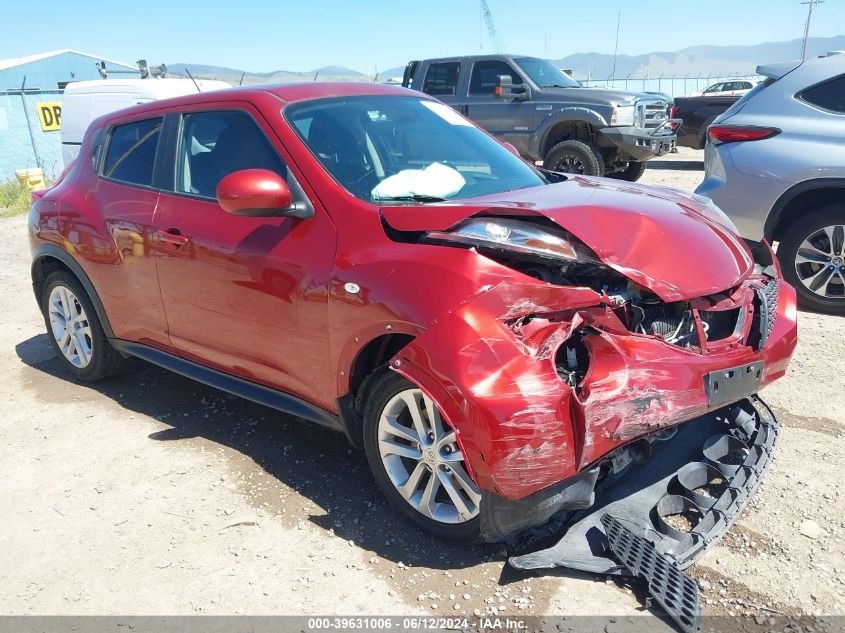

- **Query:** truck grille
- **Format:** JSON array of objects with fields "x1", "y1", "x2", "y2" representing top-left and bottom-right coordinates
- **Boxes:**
[{"x1": 636, "y1": 99, "x2": 670, "y2": 130}]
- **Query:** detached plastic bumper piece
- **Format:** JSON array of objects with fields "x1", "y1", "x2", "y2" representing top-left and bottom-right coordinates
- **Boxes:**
[
  {"x1": 510, "y1": 396, "x2": 777, "y2": 629},
  {"x1": 602, "y1": 514, "x2": 701, "y2": 633}
]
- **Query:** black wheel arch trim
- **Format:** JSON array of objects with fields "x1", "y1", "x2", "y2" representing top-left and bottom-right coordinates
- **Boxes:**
[
  {"x1": 535, "y1": 109, "x2": 605, "y2": 158},
  {"x1": 765, "y1": 178, "x2": 845, "y2": 241},
  {"x1": 111, "y1": 339, "x2": 345, "y2": 433},
  {"x1": 31, "y1": 243, "x2": 116, "y2": 339}
]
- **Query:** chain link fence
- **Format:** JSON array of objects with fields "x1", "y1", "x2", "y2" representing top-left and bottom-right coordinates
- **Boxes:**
[
  {"x1": 0, "y1": 77, "x2": 64, "y2": 183},
  {"x1": 576, "y1": 72, "x2": 763, "y2": 99}
]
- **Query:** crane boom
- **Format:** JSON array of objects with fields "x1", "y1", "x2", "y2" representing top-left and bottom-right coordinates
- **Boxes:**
[{"x1": 480, "y1": 0, "x2": 502, "y2": 53}]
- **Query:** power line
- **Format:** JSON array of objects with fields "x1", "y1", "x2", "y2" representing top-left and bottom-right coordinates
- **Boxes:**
[{"x1": 800, "y1": 0, "x2": 825, "y2": 60}]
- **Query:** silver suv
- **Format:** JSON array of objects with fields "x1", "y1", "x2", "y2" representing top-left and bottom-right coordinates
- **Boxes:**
[{"x1": 696, "y1": 52, "x2": 845, "y2": 314}]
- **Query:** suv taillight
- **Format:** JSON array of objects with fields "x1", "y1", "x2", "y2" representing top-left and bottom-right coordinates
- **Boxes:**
[
  {"x1": 670, "y1": 105, "x2": 679, "y2": 119},
  {"x1": 708, "y1": 125, "x2": 780, "y2": 144}
]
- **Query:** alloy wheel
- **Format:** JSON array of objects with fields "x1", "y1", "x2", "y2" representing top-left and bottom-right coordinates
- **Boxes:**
[
  {"x1": 48, "y1": 285, "x2": 93, "y2": 368},
  {"x1": 794, "y1": 224, "x2": 845, "y2": 300},
  {"x1": 377, "y1": 388, "x2": 481, "y2": 524},
  {"x1": 555, "y1": 154, "x2": 587, "y2": 174}
]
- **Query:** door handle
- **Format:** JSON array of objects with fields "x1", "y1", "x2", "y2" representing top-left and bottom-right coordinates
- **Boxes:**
[{"x1": 154, "y1": 228, "x2": 189, "y2": 250}]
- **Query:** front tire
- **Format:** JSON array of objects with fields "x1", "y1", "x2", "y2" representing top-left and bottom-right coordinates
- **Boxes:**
[
  {"x1": 778, "y1": 205, "x2": 845, "y2": 315},
  {"x1": 40, "y1": 271, "x2": 128, "y2": 381},
  {"x1": 543, "y1": 140, "x2": 605, "y2": 177},
  {"x1": 363, "y1": 371, "x2": 481, "y2": 541}
]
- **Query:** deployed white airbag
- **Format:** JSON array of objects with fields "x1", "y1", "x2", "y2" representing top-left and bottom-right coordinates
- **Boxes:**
[{"x1": 372, "y1": 162, "x2": 465, "y2": 200}]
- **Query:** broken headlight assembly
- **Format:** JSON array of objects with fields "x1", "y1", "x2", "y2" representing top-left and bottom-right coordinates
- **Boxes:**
[
  {"x1": 423, "y1": 217, "x2": 600, "y2": 263},
  {"x1": 422, "y1": 217, "x2": 618, "y2": 288}
]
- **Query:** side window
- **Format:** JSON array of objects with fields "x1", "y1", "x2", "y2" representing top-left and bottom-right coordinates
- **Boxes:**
[
  {"x1": 177, "y1": 110, "x2": 288, "y2": 198},
  {"x1": 102, "y1": 118, "x2": 162, "y2": 187},
  {"x1": 422, "y1": 62, "x2": 460, "y2": 97},
  {"x1": 469, "y1": 61, "x2": 522, "y2": 95},
  {"x1": 799, "y1": 75, "x2": 845, "y2": 114},
  {"x1": 705, "y1": 83, "x2": 722, "y2": 94}
]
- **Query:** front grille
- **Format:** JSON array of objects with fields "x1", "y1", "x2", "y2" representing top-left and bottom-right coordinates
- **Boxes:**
[{"x1": 635, "y1": 99, "x2": 670, "y2": 130}]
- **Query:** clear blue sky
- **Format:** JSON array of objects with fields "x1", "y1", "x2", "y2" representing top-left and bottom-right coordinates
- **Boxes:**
[{"x1": 3, "y1": 0, "x2": 843, "y2": 73}]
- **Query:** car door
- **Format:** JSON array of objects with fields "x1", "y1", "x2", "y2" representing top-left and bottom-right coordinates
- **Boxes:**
[
  {"x1": 79, "y1": 116, "x2": 170, "y2": 348},
  {"x1": 462, "y1": 60, "x2": 535, "y2": 154},
  {"x1": 151, "y1": 103, "x2": 338, "y2": 409}
]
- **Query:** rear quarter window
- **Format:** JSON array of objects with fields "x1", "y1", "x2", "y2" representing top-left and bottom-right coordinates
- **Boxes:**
[{"x1": 799, "y1": 74, "x2": 845, "y2": 113}]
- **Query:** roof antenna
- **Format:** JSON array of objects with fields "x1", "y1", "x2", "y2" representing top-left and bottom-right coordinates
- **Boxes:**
[
  {"x1": 611, "y1": 12, "x2": 621, "y2": 82},
  {"x1": 184, "y1": 67, "x2": 202, "y2": 93},
  {"x1": 238, "y1": 72, "x2": 245, "y2": 86}
]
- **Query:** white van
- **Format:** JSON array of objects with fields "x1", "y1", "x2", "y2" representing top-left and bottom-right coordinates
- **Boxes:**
[{"x1": 60, "y1": 78, "x2": 230, "y2": 166}]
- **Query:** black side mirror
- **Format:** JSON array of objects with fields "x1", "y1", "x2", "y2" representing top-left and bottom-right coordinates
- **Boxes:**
[{"x1": 495, "y1": 75, "x2": 529, "y2": 101}]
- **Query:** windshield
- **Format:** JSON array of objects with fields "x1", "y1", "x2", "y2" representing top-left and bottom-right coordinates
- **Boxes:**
[
  {"x1": 513, "y1": 57, "x2": 580, "y2": 89},
  {"x1": 284, "y1": 95, "x2": 545, "y2": 203}
]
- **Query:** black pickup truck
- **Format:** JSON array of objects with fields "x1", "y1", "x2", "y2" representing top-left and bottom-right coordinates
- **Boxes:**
[
  {"x1": 671, "y1": 95, "x2": 741, "y2": 149},
  {"x1": 402, "y1": 55, "x2": 678, "y2": 181}
]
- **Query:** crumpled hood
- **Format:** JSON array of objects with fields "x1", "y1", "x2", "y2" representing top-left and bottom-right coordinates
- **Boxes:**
[{"x1": 381, "y1": 176, "x2": 754, "y2": 302}]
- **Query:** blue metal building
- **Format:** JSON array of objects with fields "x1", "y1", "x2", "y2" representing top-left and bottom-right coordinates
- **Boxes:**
[{"x1": 0, "y1": 50, "x2": 137, "y2": 181}]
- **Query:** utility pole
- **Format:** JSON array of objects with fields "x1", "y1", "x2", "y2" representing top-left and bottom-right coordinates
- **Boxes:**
[{"x1": 800, "y1": 0, "x2": 824, "y2": 60}]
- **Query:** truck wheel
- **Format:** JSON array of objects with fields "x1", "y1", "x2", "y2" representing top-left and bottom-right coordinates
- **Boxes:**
[
  {"x1": 609, "y1": 161, "x2": 646, "y2": 182},
  {"x1": 543, "y1": 140, "x2": 605, "y2": 177},
  {"x1": 778, "y1": 205, "x2": 845, "y2": 315}
]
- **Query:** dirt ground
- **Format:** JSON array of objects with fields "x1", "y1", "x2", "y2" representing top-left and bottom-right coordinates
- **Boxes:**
[{"x1": 1, "y1": 147, "x2": 842, "y2": 626}]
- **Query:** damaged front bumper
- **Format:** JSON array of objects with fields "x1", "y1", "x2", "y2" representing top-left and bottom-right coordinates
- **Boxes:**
[{"x1": 389, "y1": 255, "x2": 796, "y2": 541}]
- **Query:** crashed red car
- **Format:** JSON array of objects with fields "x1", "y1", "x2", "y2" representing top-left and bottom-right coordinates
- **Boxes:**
[{"x1": 29, "y1": 83, "x2": 797, "y2": 550}]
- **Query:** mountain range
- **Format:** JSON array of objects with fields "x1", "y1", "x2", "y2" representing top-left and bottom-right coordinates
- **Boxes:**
[{"x1": 169, "y1": 35, "x2": 845, "y2": 84}]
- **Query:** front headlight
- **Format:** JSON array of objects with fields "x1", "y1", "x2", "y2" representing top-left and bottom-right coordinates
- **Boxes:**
[
  {"x1": 610, "y1": 103, "x2": 635, "y2": 127},
  {"x1": 423, "y1": 218, "x2": 600, "y2": 263}
]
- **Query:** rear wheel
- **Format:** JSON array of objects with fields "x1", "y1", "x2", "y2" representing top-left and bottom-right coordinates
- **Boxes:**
[
  {"x1": 609, "y1": 160, "x2": 646, "y2": 182},
  {"x1": 363, "y1": 371, "x2": 481, "y2": 541},
  {"x1": 40, "y1": 271, "x2": 128, "y2": 380},
  {"x1": 543, "y1": 140, "x2": 605, "y2": 177},
  {"x1": 778, "y1": 205, "x2": 845, "y2": 315}
]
